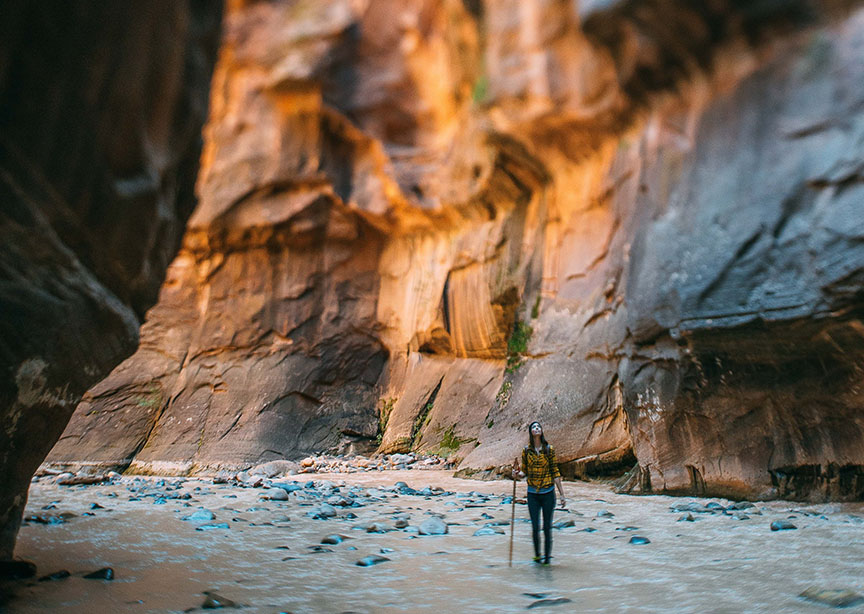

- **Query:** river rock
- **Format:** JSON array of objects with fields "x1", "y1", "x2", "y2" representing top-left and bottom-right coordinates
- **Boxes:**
[
  {"x1": 182, "y1": 509, "x2": 216, "y2": 523},
  {"x1": 473, "y1": 527, "x2": 503, "y2": 536},
  {"x1": 365, "y1": 522, "x2": 392, "y2": 533},
  {"x1": 527, "y1": 597, "x2": 573, "y2": 609},
  {"x1": 629, "y1": 536, "x2": 651, "y2": 545},
  {"x1": 356, "y1": 555, "x2": 390, "y2": 567},
  {"x1": 799, "y1": 587, "x2": 864, "y2": 608},
  {"x1": 37, "y1": 570, "x2": 71, "y2": 582},
  {"x1": 305, "y1": 504, "x2": 337, "y2": 519},
  {"x1": 770, "y1": 520, "x2": 797, "y2": 531},
  {"x1": 83, "y1": 567, "x2": 114, "y2": 580},
  {"x1": 263, "y1": 488, "x2": 289, "y2": 501},
  {"x1": 670, "y1": 502, "x2": 709, "y2": 514},
  {"x1": 24, "y1": 514, "x2": 65, "y2": 525},
  {"x1": 552, "y1": 519, "x2": 575, "y2": 529},
  {"x1": 196, "y1": 523, "x2": 230, "y2": 531},
  {"x1": 271, "y1": 482, "x2": 304, "y2": 494},
  {"x1": 202, "y1": 590, "x2": 238, "y2": 609},
  {"x1": 249, "y1": 460, "x2": 299, "y2": 478},
  {"x1": 419, "y1": 517, "x2": 448, "y2": 535},
  {"x1": 321, "y1": 534, "x2": 344, "y2": 545},
  {"x1": 326, "y1": 496, "x2": 352, "y2": 506}
]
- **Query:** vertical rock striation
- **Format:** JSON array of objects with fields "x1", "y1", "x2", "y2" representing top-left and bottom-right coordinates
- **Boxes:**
[
  {"x1": 0, "y1": 1, "x2": 222, "y2": 558},
  {"x1": 48, "y1": 0, "x2": 864, "y2": 502}
]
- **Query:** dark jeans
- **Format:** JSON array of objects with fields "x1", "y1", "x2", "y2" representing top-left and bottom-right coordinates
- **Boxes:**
[{"x1": 527, "y1": 489, "x2": 555, "y2": 561}]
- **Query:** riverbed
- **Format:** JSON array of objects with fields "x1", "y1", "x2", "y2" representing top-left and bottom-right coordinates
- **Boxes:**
[{"x1": 7, "y1": 470, "x2": 864, "y2": 613}]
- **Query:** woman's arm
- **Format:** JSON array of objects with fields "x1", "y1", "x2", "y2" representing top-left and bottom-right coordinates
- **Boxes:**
[
  {"x1": 549, "y1": 448, "x2": 567, "y2": 508},
  {"x1": 554, "y1": 476, "x2": 566, "y2": 508}
]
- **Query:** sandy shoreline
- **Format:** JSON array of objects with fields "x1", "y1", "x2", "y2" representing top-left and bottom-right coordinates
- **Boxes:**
[{"x1": 5, "y1": 470, "x2": 864, "y2": 613}]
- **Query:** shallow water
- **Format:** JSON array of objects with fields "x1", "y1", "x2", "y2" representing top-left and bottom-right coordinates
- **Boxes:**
[{"x1": 9, "y1": 470, "x2": 864, "y2": 613}]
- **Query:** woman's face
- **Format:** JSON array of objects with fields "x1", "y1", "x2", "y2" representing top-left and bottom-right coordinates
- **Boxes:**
[{"x1": 530, "y1": 422, "x2": 543, "y2": 436}]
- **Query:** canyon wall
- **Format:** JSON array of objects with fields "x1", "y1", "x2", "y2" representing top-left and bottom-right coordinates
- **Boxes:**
[
  {"x1": 47, "y1": 0, "x2": 864, "y2": 503},
  {"x1": 0, "y1": 1, "x2": 222, "y2": 558}
]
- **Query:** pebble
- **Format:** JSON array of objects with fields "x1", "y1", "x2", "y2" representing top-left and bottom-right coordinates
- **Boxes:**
[
  {"x1": 356, "y1": 555, "x2": 390, "y2": 567},
  {"x1": 628, "y1": 536, "x2": 651, "y2": 545},
  {"x1": 394, "y1": 518, "x2": 409, "y2": 529},
  {"x1": 597, "y1": 510, "x2": 614, "y2": 518},
  {"x1": 473, "y1": 527, "x2": 503, "y2": 536},
  {"x1": 83, "y1": 567, "x2": 114, "y2": 580},
  {"x1": 770, "y1": 520, "x2": 797, "y2": 531},
  {"x1": 552, "y1": 519, "x2": 574, "y2": 529},
  {"x1": 678, "y1": 513, "x2": 695, "y2": 522}
]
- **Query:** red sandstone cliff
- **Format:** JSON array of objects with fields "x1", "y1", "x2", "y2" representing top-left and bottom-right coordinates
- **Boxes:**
[{"x1": 44, "y1": 0, "x2": 864, "y2": 506}]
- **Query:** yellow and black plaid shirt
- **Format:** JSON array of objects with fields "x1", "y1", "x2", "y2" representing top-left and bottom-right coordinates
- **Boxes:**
[{"x1": 522, "y1": 445, "x2": 561, "y2": 492}]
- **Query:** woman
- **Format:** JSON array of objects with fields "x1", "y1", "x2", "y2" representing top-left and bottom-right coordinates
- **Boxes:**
[{"x1": 512, "y1": 421, "x2": 567, "y2": 565}]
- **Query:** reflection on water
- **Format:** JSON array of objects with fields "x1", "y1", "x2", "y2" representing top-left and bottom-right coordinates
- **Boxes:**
[{"x1": 10, "y1": 471, "x2": 864, "y2": 613}]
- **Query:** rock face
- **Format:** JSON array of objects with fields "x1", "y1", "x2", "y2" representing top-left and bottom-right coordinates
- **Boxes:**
[
  {"x1": 0, "y1": 1, "x2": 222, "y2": 557},
  {"x1": 48, "y1": 0, "x2": 864, "y2": 501}
]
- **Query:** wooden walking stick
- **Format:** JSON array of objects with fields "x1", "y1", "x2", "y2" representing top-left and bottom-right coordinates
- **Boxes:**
[{"x1": 509, "y1": 461, "x2": 517, "y2": 567}]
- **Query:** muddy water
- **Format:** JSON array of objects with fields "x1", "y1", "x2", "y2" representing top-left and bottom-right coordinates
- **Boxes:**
[{"x1": 9, "y1": 470, "x2": 864, "y2": 613}]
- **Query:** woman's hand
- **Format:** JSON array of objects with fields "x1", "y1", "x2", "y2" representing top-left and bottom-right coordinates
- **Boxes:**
[
  {"x1": 511, "y1": 457, "x2": 522, "y2": 479},
  {"x1": 558, "y1": 495, "x2": 567, "y2": 509}
]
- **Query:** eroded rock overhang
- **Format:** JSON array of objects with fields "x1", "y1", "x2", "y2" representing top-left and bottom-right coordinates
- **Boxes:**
[{"x1": 45, "y1": 0, "x2": 864, "y2": 503}]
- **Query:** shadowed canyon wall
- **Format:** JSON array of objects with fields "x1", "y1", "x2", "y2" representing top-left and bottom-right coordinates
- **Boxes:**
[
  {"x1": 0, "y1": 1, "x2": 222, "y2": 559},
  {"x1": 43, "y1": 0, "x2": 864, "y2": 510}
]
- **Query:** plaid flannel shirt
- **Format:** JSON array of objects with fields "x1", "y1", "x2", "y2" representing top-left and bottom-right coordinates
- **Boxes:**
[{"x1": 522, "y1": 445, "x2": 561, "y2": 491}]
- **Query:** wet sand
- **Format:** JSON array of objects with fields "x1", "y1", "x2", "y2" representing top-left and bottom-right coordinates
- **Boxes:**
[{"x1": 8, "y1": 471, "x2": 864, "y2": 613}]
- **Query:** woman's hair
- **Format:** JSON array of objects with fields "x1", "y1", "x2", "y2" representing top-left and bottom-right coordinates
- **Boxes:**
[{"x1": 527, "y1": 421, "x2": 550, "y2": 455}]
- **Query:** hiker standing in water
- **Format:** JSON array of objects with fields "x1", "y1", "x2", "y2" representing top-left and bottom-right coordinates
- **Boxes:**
[{"x1": 512, "y1": 421, "x2": 567, "y2": 565}]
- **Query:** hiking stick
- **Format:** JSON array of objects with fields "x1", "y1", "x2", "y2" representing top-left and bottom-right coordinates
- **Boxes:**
[{"x1": 508, "y1": 473, "x2": 516, "y2": 567}]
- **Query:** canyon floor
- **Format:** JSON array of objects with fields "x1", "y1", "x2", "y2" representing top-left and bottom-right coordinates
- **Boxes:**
[{"x1": 6, "y1": 470, "x2": 864, "y2": 613}]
